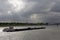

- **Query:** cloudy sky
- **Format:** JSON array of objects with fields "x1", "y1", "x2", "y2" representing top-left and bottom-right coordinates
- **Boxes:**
[{"x1": 0, "y1": 0, "x2": 60, "y2": 23}]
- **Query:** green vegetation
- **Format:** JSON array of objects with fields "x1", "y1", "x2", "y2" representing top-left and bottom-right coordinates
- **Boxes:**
[{"x1": 0, "y1": 22, "x2": 49, "y2": 27}]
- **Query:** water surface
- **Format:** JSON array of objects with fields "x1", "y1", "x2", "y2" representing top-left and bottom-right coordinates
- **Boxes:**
[{"x1": 0, "y1": 25, "x2": 60, "y2": 40}]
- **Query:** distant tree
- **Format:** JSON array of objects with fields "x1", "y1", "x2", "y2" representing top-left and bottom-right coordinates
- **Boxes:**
[
  {"x1": 56, "y1": 23, "x2": 59, "y2": 28},
  {"x1": 40, "y1": 23, "x2": 44, "y2": 25},
  {"x1": 46, "y1": 23, "x2": 48, "y2": 25}
]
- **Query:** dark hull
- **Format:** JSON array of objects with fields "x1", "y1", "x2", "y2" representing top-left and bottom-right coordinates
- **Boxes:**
[{"x1": 3, "y1": 27, "x2": 46, "y2": 32}]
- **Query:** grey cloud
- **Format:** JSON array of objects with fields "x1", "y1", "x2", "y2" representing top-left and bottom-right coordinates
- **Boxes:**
[
  {"x1": 51, "y1": 2, "x2": 60, "y2": 12},
  {"x1": 0, "y1": 0, "x2": 60, "y2": 23},
  {"x1": 44, "y1": 12, "x2": 60, "y2": 23}
]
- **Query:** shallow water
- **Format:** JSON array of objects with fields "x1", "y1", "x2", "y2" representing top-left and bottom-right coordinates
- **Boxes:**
[{"x1": 0, "y1": 25, "x2": 60, "y2": 40}]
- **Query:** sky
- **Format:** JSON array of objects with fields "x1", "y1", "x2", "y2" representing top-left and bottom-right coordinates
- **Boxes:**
[{"x1": 0, "y1": 0, "x2": 60, "y2": 23}]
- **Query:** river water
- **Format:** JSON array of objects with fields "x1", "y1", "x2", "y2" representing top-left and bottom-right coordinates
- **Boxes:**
[{"x1": 0, "y1": 25, "x2": 60, "y2": 40}]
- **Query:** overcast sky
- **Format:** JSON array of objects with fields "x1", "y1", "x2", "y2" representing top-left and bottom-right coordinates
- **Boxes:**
[{"x1": 0, "y1": 0, "x2": 60, "y2": 23}]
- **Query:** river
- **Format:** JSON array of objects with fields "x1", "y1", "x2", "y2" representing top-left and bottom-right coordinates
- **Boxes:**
[{"x1": 0, "y1": 25, "x2": 60, "y2": 40}]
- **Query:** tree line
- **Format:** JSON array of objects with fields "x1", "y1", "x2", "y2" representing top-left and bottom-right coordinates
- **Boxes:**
[{"x1": 0, "y1": 22, "x2": 49, "y2": 26}]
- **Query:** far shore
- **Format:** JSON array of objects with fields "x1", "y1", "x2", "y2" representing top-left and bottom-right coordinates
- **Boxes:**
[{"x1": 0, "y1": 23, "x2": 59, "y2": 27}]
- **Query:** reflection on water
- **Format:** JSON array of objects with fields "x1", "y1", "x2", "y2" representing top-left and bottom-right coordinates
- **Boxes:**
[{"x1": 0, "y1": 25, "x2": 60, "y2": 40}]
